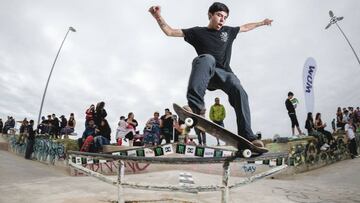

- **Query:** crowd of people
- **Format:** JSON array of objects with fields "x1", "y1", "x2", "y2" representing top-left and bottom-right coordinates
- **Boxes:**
[
  {"x1": 304, "y1": 106, "x2": 360, "y2": 158},
  {"x1": 1, "y1": 96, "x2": 359, "y2": 159},
  {"x1": 0, "y1": 116, "x2": 15, "y2": 134},
  {"x1": 284, "y1": 91, "x2": 359, "y2": 158},
  {"x1": 77, "y1": 98, "x2": 228, "y2": 152}
]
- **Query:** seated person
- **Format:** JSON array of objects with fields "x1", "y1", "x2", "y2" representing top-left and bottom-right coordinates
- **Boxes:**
[
  {"x1": 143, "y1": 112, "x2": 161, "y2": 146},
  {"x1": 94, "y1": 119, "x2": 111, "y2": 151},
  {"x1": 78, "y1": 120, "x2": 96, "y2": 152},
  {"x1": 124, "y1": 112, "x2": 138, "y2": 146},
  {"x1": 314, "y1": 112, "x2": 333, "y2": 149},
  {"x1": 60, "y1": 113, "x2": 76, "y2": 139},
  {"x1": 116, "y1": 116, "x2": 135, "y2": 146}
]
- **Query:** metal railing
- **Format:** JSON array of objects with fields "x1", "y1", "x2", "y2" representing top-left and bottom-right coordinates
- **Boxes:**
[{"x1": 67, "y1": 150, "x2": 288, "y2": 203}]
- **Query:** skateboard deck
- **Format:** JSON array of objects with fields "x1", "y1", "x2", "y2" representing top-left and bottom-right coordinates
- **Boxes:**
[{"x1": 173, "y1": 103, "x2": 268, "y2": 155}]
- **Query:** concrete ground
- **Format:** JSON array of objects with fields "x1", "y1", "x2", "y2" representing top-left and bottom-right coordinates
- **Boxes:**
[{"x1": 1, "y1": 149, "x2": 360, "y2": 203}]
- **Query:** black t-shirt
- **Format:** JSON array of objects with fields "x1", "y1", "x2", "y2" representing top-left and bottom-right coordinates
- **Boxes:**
[
  {"x1": 182, "y1": 26, "x2": 240, "y2": 72},
  {"x1": 285, "y1": 99, "x2": 295, "y2": 113},
  {"x1": 27, "y1": 125, "x2": 35, "y2": 140},
  {"x1": 160, "y1": 115, "x2": 173, "y2": 130}
]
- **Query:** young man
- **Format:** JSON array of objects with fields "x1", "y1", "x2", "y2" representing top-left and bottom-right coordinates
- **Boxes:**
[
  {"x1": 209, "y1": 97, "x2": 226, "y2": 145},
  {"x1": 149, "y1": 2, "x2": 272, "y2": 147},
  {"x1": 25, "y1": 120, "x2": 36, "y2": 159},
  {"x1": 160, "y1": 108, "x2": 174, "y2": 144},
  {"x1": 285, "y1": 92, "x2": 303, "y2": 136},
  {"x1": 345, "y1": 119, "x2": 358, "y2": 158}
]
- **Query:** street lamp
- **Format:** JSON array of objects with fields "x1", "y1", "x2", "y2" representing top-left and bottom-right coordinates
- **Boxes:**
[
  {"x1": 37, "y1": 26, "x2": 76, "y2": 126},
  {"x1": 325, "y1": 10, "x2": 360, "y2": 65}
]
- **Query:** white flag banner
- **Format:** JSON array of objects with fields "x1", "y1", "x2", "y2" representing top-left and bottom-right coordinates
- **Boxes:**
[{"x1": 303, "y1": 57, "x2": 317, "y2": 113}]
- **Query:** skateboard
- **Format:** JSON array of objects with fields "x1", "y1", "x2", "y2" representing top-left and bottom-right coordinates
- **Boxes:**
[{"x1": 173, "y1": 103, "x2": 268, "y2": 157}]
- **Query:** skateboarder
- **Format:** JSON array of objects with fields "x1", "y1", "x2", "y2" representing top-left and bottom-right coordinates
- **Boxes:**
[{"x1": 149, "y1": 2, "x2": 272, "y2": 147}]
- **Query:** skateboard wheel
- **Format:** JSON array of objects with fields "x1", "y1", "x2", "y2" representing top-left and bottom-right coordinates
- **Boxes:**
[
  {"x1": 185, "y1": 117, "x2": 194, "y2": 127},
  {"x1": 242, "y1": 149, "x2": 252, "y2": 158}
]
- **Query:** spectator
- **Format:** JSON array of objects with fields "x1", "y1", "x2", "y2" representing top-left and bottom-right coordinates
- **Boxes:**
[
  {"x1": 336, "y1": 107, "x2": 345, "y2": 131},
  {"x1": 345, "y1": 119, "x2": 358, "y2": 159},
  {"x1": 85, "y1": 104, "x2": 95, "y2": 127},
  {"x1": 305, "y1": 112, "x2": 327, "y2": 150},
  {"x1": 94, "y1": 119, "x2": 111, "y2": 151},
  {"x1": 116, "y1": 116, "x2": 135, "y2": 146},
  {"x1": 17, "y1": 118, "x2": 28, "y2": 144},
  {"x1": 314, "y1": 112, "x2": 333, "y2": 148},
  {"x1": 94, "y1": 101, "x2": 107, "y2": 127},
  {"x1": 160, "y1": 108, "x2": 174, "y2": 144},
  {"x1": 51, "y1": 114, "x2": 60, "y2": 139},
  {"x1": 305, "y1": 112, "x2": 315, "y2": 135},
  {"x1": 3, "y1": 116, "x2": 15, "y2": 134},
  {"x1": 25, "y1": 120, "x2": 36, "y2": 159},
  {"x1": 59, "y1": 115, "x2": 67, "y2": 133},
  {"x1": 79, "y1": 120, "x2": 96, "y2": 152},
  {"x1": 355, "y1": 107, "x2": 360, "y2": 127},
  {"x1": 60, "y1": 113, "x2": 76, "y2": 139},
  {"x1": 173, "y1": 116, "x2": 185, "y2": 143},
  {"x1": 144, "y1": 112, "x2": 161, "y2": 146},
  {"x1": 0, "y1": 118, "x2": 3, "y2": 133},
  {"x1": 195, "y1": 108, "x2": 207, "y2": 146},
  {"x1": 343, "y1": 110, "x2": 350, "y2": 123},
  {"x1": 125, "y1": 112, "x2": 138, "y2": 146},
  {"x1": 209, "y1": 97, "x2": 225, "y2": 145},
  {"x1": 45, "y1": 115, "x2": 53, "y2": 135},
  {"x1": 331, "y1": 118, "x2": 336, "y2": 133},
  {"x1": 285, "y1": 92, "x2": 303, "y2": 136},
  {"x1": 37, "y1": 116, "x2": 47, "y2": 134},
  {"x1": 349, "y1": 107, "x2": 354, "y2": 118}
]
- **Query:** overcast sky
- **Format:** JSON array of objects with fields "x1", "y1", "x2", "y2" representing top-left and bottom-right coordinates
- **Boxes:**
[{"x1": 1, "y1": 0, "x2": 359, "y2": 143}]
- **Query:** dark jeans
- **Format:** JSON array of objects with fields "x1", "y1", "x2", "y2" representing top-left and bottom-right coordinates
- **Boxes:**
[
  {"x1": 186, "y1": 54, "x2": 255, "y2": 141},
  {"x1": 288, "y1": 113, "x2": 299, "y2": 128},
  {"x1": 95, "y1": 136, "x2": 110, "y2": 150},
  {"x1": 160, "y1": 128, "x2": 173, "y2": 144},
  {"x1": 25, "y1": 139, "x2": 35, "y2": 159},
  {"x1": 348, "y1": 138, "x2": 358, "y2": 158}
]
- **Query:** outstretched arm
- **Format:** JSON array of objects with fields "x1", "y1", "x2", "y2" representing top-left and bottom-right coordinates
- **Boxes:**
[
  {"x1": 240, "y1": 18, "x2": 273, "y2": 32},
  {"x1": 148, "y1": 6, "x2": 184, "y2": 37}
]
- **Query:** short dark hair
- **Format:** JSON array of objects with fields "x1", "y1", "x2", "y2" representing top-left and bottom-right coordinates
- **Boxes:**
[
  {"x1": 288, "y1": 91, "x2": 294, "y2": 97},
  {"x1": 208, "y1": 2, "x2": 229, "y2": 15}
]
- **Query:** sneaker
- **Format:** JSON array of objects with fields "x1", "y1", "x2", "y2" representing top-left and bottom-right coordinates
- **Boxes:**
[
  {"x1": 320, "y1": 146, "x2": 327, "y2": 151},
  {"x1": 251, "y1": 140, "x2": 265, "y2": 148},
  {"x1": 320, "y1": 143, "x2": 329, "y2": 151}
]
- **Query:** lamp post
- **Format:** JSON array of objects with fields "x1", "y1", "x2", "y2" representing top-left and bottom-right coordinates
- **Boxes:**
[
  {"x1": 37, "y1": 27, "x2": 76, "y2": 125},
  {"x1": 325, "y1": 10, "x2": 360, "y2": 65}
]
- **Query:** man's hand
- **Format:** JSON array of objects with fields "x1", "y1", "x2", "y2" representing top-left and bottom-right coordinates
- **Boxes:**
[
  {"x1": 148, "y1": 5, "x2": 184, "y2": 37},
  {"x1": 262, "y1": 18, "x2": 273, "y2": 26},
  {"x1": 148, "y1": 6, "x2": 161, "y2": 19}
]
